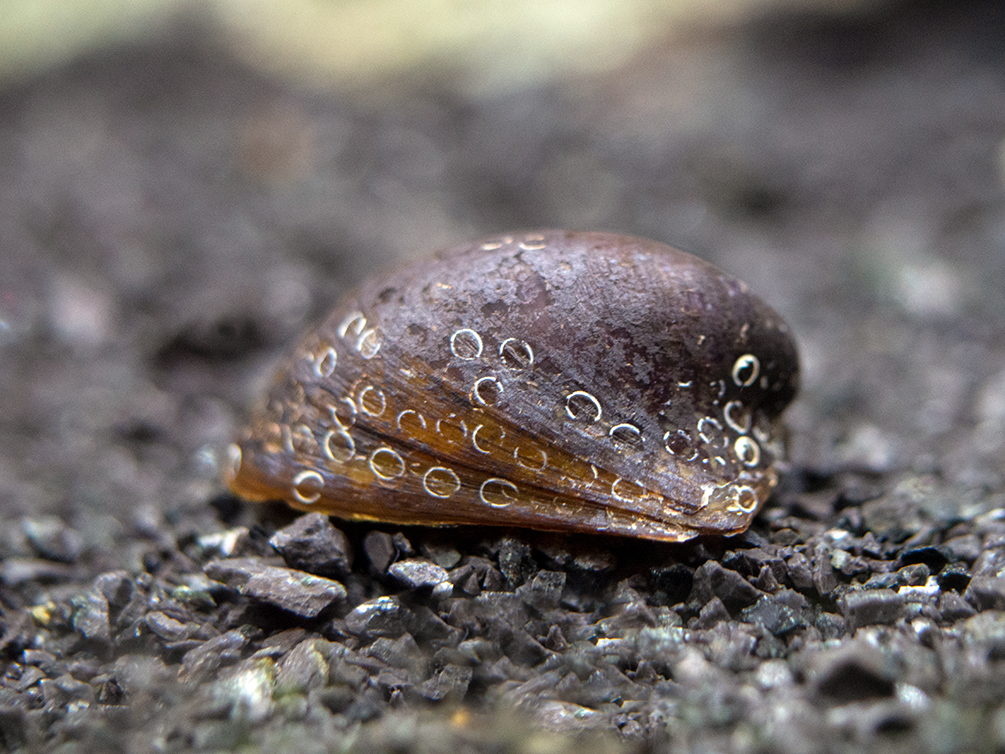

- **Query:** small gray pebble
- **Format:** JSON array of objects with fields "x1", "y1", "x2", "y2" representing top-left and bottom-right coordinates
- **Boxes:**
[
  {"x1": 204, "y1": 558, "x2": 346, "y2": 618},
  {"x1": 695, "y1": 597, "x2": 731, "y2": 629},
  {"x1": 275, "y1": 640, "x2": 329, "y2": 694},
  {"x1": 938, "y1": 590, "x2": 977, "y2": 622},
  {"x1": 21, "y1": 516, "x2": 82, "y2": 563},
  {"x1": 516, "y1": 570, "x2": 566, "y2": 610},
  {"x1": 964, "y1": 575, "x2": 1005, "y2": 612},
  {"x1": 432, "y1": 581, "x2": 454, "y2": 600},
  {"x1": 366, "y1": 633, "x2": 423, "y2": 673},
  {"x1": 689, "y1": 561, "x2": 764, "y2": 614},
  {"x1": 181, "y1": 629, "x2": 251, "y2": 681},
  {"x1": 972, "y1": 548, "x2": 1005, "y2": 579},
  {"x1": 40, "y1": 673, "x2": 94, "y2": 710},
  {"x1": 388, "y1": 558, "x2": 447, "y2": 588},
  {"x1": 420, "y1": 543, "x2": 461, "y2": 569},
  {"x1": 942, "y1": 534, "x2": 981, "y2": 563},
  {"x1": 345, "y1": 596, "x2": 409, "y2": 638},
  {"x1": 92, "y1": 571, "x2": 134, "y2": 610},
  {"x1": 71, "y1": 592, "x2": 110, "y2": 644},
  {"x1": 497, "y1": 537, "x2": 534, "y2": 588},
  {"x1": 839, "y1": 589, "x2": 905, "y2": 632},
  {"x1": 144, "y1": 611, "x2": 191, "y2": 642},
  {"x1": 269, "y1": 513, "x2": 352, "y2": 577},
  {"x1": 363, "y1": 531, "x2": 395, "y2": 573},
  {"x1": 740, "y1": 591, "x2": 809, "y2": 636},
  {"x1": 414, "y1": 664, "x2": 472, "y2": 702}
]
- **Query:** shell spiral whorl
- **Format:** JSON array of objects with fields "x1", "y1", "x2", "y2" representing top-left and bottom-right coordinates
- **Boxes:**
[{"x1": 227, "y1": 230, "x2": 799, "y2": 542}]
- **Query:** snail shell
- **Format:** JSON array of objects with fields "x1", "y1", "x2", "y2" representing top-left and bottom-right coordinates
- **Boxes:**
[{"x1": 226, "y1": 230, "x2": 798, "y2": 542}]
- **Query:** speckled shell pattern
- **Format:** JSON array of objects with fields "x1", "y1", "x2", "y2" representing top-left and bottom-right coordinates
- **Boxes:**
[{"x1": 227, "y1": 230, "x2": 799, "y2": 542}]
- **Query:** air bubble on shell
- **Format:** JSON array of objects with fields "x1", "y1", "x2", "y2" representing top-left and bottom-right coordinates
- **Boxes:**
[
  {"x1": 450, "y1": 328, "x2": 483, "y2": 360},
  {"x1": 609, "y1": 423, "x2": 643, "y2": 448},
  {"x1": 369, "y1": 447, "x2": 405, "y2": 480},
  {"x1": 565, "y1": 391, "x2": 602, "y2": 422},
  {"x1": 732, "y1": 354, "x2": 760, "y2": 387},
  {"x1": 292, "y1": 470, "x2": 324, "y2": 504}
]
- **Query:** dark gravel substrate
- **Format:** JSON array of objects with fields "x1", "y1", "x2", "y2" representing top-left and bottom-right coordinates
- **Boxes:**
[{"x1": 3, "y1": 1, "x2": 1005, "y2": 751}]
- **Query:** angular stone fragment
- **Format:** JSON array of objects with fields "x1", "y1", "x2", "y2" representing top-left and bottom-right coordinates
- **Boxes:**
[
  {"x1": 144, "y1": 611, "x2": 191, "y2": 642},
  {"x1": 111, "y1": 655, "x2": 175, "y2": 697},
  {"x1": 689, "y1": 561, "x2": 764, "y2": 614},
  {"x1": 181, "y1": 629, "x2": 252, "y2": 681},
  {"x1": 815, "y1": 612, "x2": 846, "y2": 640},
  {"x1": 938, "y1": 591, "x2": 977, "y2": 622},
  {"x1": 785, "y1": 552, "x2": 815, "y2": 592},
  {"x1": 408, "y1": 606, "x2": 461, "y2": 647},
  {"x1": 536, "y1": 700, "x2": 609, "y2": 732},
  {"x1": 695, "y1": 597, "x2": 730, "y2": 629},
  {"x1": 516, "y1": 570, "x2": 566, "y2": 611},
  {"x1": 23, "y1": 649, "x2": 63, "y2": 676},
  {"x1": 941, "y1": 535, "x2": 982, "y2": 563},
  {"x1": 961, "y1": 611, "x2": 1005, "y2": 659},
  {"x1": 414, "y1": 664, "x2": 472, "y2": 701},
  {"x1": 204, "y1": 558, "x2": 345, "y2": 618},
  {"x1": 388, "y1": 558, "x2": 448, "y2": 589},
  {"x1": 253, "y1": 628, "x2": 308, "y2": 659},
  {"x1": 269, "y1": 513, "x2": 352, "y2": 577},
  {"x1": 811, "y1": 543, "x2": 839, "y2": 596},
  {"x1": 972, "y1": 548, "x2": 1005, "y2": 579},
  {"x1": 652, "y1": 563, "x2": 694, "y2": 605},
  {"x1": 96, "y1": 677, "x2": 124, "y2": 705},
  {"x1": 366, "y1": 633, "x2": 424, "y2": 674},
  {"x1": 420, "y1": 543, "x2": 461, "y2": 569},
  {"x1": 501, "y1": 629, "x2": 549, "y2": 666},
  {"x1": 345, "y1": 596, "x2": 409, "y2": 638},
  {"x1": 39, "y1": 673, "x2": 95, "y2": 711},
  {"x1": 896, "y1": 563, "x2": 930, "y2": 586},
  {"x1": 92, "y1": 571, "x2": 134, "y2": 611},
  {"x1": 275, "y1": 640, "x2": 329, "y2": 694},
  {"x1": 740, "y1": 590, "x2": 809, "y2": 636},
  {"x1": 839, "y1": 589, "x2": 905, "y2": 632},
  {"x1": 213, "y1": 658, "x2": 276, "y2": 724},
  {"x1": 71, "y1": 592, "x2": 110, "y2": 643},
  {"x1": 4, "y1": 666, "x2": 43, "y2": 693},
  {"x1": 497, "y1": 538, "x2": 534, "y2": 588},
  {"x1": 965, "y1": 576, "x2": 1005, "y2": 612}
]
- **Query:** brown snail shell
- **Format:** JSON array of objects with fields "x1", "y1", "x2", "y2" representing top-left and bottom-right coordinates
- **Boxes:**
[{"x1": 226, "y1": 230, "x2": 799, "y2": 542}]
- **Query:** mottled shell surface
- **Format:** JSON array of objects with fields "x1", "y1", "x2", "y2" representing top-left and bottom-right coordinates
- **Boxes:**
[{"x1": 227, "y1": 230, "x2": 799, "y2": 542}]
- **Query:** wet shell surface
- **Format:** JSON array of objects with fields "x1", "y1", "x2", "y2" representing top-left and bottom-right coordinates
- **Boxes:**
[{"x1": 226, "y1": 230, "x2": 799, "y2": 542}]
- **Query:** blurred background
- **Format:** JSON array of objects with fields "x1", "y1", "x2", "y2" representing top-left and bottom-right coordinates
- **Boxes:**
[{"x1": 0, "y1": 0, "x2": 1004, "y2": 573}]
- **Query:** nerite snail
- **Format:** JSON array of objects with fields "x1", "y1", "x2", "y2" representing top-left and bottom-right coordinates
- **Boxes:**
[{"x1": 226, "y1": 230, "x2": 799, "y2": 542}]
